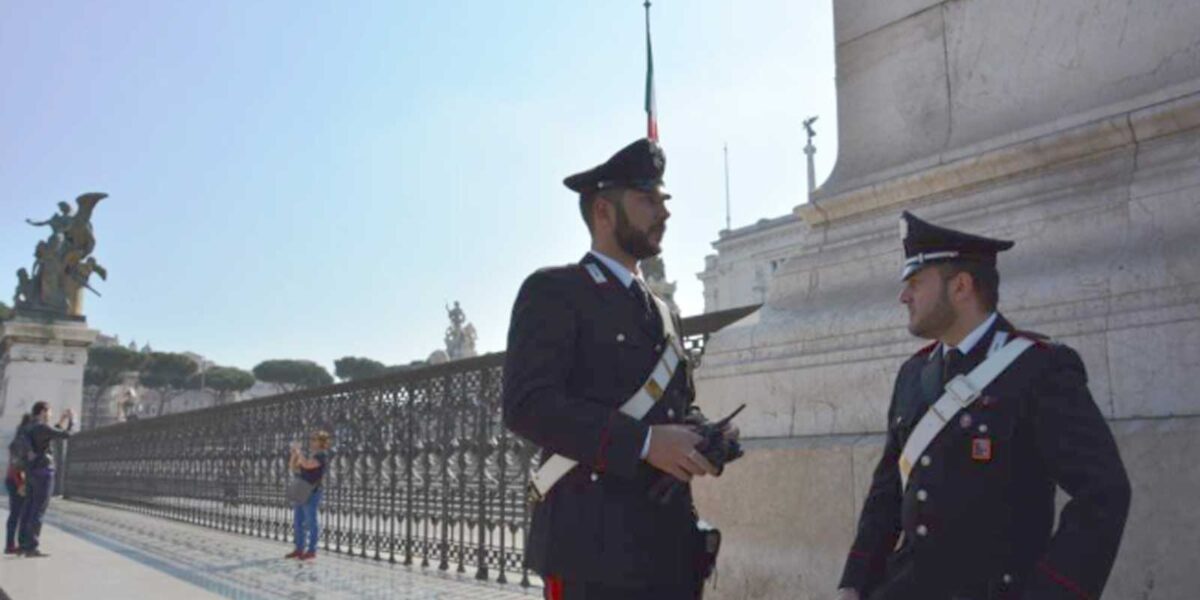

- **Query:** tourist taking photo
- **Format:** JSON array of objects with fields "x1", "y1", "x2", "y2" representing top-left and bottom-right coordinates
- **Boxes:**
[{"x1": 285, "y1": 430, "x2": 330, "y2": 561}]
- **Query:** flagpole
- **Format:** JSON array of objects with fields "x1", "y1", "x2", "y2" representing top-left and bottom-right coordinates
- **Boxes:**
[
  {"x1": 724, "y1": 143, "x2": 732, "y2": 231},
  {"x1": 644, "y1": 0, "x2": 658, "y2": 141}
]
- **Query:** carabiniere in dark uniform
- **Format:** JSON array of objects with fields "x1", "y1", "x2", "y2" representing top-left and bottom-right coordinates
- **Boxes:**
[
  {"x1": 839, "y1": 212, "x2": 1132, "y2": 599},
  {"x1": 503, "y1": 139, "x2": 733, "y2": 599}
]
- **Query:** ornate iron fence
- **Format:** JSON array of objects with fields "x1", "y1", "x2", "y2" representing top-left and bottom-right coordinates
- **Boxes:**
[
  {"x1": 61, "y1": 305, "x2": 759, "y2": 587},
  {"x1": 63, "y1": 353, "x2": 538, "y2": 584}
]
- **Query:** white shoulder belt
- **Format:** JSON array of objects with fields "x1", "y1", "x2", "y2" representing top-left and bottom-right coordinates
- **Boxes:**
[
  {"x1": 528, "y1": 291, "x2": 683, "y2": 502},
  {"x1": 898, "y1": 333, "x2": 1033, "y2": 488}
]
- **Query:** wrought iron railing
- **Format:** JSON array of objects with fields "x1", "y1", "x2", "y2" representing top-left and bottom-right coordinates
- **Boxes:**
[
  {"x1": 61, "y1": 305, "x2": 759, "y2": 586},
  {"x1": 63, "y1": 353, "x2": 538, "y2": 584}
]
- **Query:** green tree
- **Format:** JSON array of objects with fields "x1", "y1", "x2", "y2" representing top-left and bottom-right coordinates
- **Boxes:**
[
  {"x1": 252, "y1": 359, "x2": 333, "y2": 394},
  {"x1": 140, "y1": 352, "x2": 199, "y2": 416},
  {"x1": 384, "y1": 361, "x2": 423, "y2": 375},
  {"x1": 334, "y1": 356, "x2": 387, "y2": 382},
  {"x1": 83, "y1": 345, "x2": 146, "y2": 428},
  {"x1": 0, "y1": 301, "x2": 11, "y2": 321},
  {"x1": 196, "y1": 366, "x2": 256, "y2": 405}
]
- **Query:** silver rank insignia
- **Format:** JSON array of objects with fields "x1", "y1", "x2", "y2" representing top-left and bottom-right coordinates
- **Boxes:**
[{"x1": 585, "y1": 263, "x2": 607, "y2": 284}]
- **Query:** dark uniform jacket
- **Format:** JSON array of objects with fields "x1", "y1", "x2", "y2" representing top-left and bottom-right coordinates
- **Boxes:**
[
  {"x1": 503, "y1": 253, "x2": 702, "y2": 586},
  {"x1": 840, "y1": 315, "x2": 1131, "y2": 599},
  {"x1": 21, "y1": 422, "x2": 71, "y2": 471}
]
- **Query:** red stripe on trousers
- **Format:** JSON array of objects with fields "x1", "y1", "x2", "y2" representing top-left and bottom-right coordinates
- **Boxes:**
[{"x1": 544, "y1": 575, "x2": 564, "y2": 600}]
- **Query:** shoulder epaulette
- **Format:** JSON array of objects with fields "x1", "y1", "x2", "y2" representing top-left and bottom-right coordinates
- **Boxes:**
[
  {"x1": 528, "y1": 263, "x2": 593, "y2": 293},
  {"x1": 1012, "y1": 330, "x2": 1053, "y2": 348},
  {"x1": 582, "y1": 262, "x2": 608, "y2": 285}
]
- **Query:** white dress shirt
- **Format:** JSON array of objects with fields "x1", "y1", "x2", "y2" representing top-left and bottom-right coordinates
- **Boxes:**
[
  {"x1": 588, "y1": 249, "x2": 640, "y2": 288},
  {"x1": 944, "y1": 312, "x2": 999, "y2": 356}
]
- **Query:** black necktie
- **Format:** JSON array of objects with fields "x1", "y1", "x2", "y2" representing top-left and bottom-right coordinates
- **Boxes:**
[
  {"x1": 943, "y1": 348, "x2": 965, "y2": 383},
  {"x1": 630, "y1": 278, "x2": 663, "y2": 333},
  {"x1": 630, "y1": 279, "x2": 653, "y2": 315}
]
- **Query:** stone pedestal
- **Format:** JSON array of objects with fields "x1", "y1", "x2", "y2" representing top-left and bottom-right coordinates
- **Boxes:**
[
  {"x1": 0, "y1": 315, "x2": 98, "y2": 436},
  {"x1": 692, "y1": 0, "x2": 1200, "y2": 598}
]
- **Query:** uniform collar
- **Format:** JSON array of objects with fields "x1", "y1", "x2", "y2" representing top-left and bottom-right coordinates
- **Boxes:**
[
  {"x1": 588, "y1": 249, "x2": 640, "y2": 289},
  {"x1": 944, "y1": 312, "x2": 998, "y2": 356}
]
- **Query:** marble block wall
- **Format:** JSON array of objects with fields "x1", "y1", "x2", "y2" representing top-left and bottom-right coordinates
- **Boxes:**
[
  {"x1": 0, "y1": 318, "x2": 98, "y2": 438},
  {"x1": 692, "y1": 1, "x2": 1200, "y2": 598}
]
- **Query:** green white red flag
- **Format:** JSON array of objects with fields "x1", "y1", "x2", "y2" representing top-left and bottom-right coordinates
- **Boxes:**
[{"x1": 644, "y1": 1, "x2": 658, "y2": 141}]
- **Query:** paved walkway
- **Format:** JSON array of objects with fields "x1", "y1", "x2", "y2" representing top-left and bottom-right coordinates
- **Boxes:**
[{"x1": 1, "y1": 499, "x2": 539, "y2": 599}]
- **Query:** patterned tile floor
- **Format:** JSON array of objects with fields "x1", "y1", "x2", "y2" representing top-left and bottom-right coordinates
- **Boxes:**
[{"x1": 1, "y1": 499, "x2": 540, "y2": 599}]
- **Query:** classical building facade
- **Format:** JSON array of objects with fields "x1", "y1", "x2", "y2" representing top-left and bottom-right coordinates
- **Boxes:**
[
  {"x1": 697, "y1": 215, "x2": 804, "y2": 313},
  {"x1": 692, "y1": 2, "x2": 1200, "y2": 598}
]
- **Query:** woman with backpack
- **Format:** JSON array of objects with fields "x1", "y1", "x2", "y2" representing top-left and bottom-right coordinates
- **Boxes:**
[
  {"x1": 5, "y1": 413, "x2": 33, "y2": 554},
  {"x1": 285, "y1": 430, "x2": 330, "y2": 561}
]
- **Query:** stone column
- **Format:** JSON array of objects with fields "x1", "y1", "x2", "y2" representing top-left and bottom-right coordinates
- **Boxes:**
[
  {"x1": 0, "y1": 315, "x2": 99, "y2": 438},
  {"x1": 692, "y1": 1, "x2": 1200, "y2": 598}
]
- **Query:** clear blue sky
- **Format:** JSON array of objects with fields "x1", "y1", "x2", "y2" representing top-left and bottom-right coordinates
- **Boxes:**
[{"x1": 0, "y1": 1, "x2": 836, "y2": 373}]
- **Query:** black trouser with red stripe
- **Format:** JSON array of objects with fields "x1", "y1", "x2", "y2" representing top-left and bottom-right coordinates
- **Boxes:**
[{"x1": 543, "y1": 575, "x2": 702, "y2": 600}]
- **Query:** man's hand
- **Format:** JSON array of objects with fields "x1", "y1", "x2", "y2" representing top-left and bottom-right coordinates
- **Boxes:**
[
  {"x1": 836, "y1": 588, "x2": 861, "y2": 600},
  {"x1": 645, "y1": 425, "x2": 717, "y2": 482}
]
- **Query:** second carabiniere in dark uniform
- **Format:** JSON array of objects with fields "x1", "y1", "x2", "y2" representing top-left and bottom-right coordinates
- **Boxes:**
[{"x1": 837, "y1": 212, "x2": 1132, "y2": 600}]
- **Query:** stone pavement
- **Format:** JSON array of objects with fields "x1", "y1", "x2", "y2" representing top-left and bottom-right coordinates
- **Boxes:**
[{"x1": 0, "y1": 499, "x2": 539, "y2": 599}]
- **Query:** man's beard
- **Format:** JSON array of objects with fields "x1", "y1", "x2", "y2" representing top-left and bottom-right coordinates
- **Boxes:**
[
  {"x1": 907, "y1": 284, "x2": 957, "y2": 339},
  {"x1": 614, "y1": 202, "x2": 664, "y2": 260}
]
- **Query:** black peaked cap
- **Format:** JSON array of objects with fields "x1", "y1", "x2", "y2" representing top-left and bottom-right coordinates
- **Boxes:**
[
  {"x1": 900, "y1": 211, "x2": 1014, "y2": 280},
  {"x1": 563, "y1": 138, "x2": 668, "y2": 196}
]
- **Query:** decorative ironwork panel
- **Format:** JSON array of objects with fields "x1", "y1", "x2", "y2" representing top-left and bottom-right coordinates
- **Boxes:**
[{"x1": 63, "y1": 354, "x2": 540, "y2": 585}]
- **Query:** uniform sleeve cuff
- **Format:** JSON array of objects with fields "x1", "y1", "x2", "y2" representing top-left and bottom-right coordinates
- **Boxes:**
[{"x1": 1036, "y1": 561, "x2": 1093, "y2": 599}]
